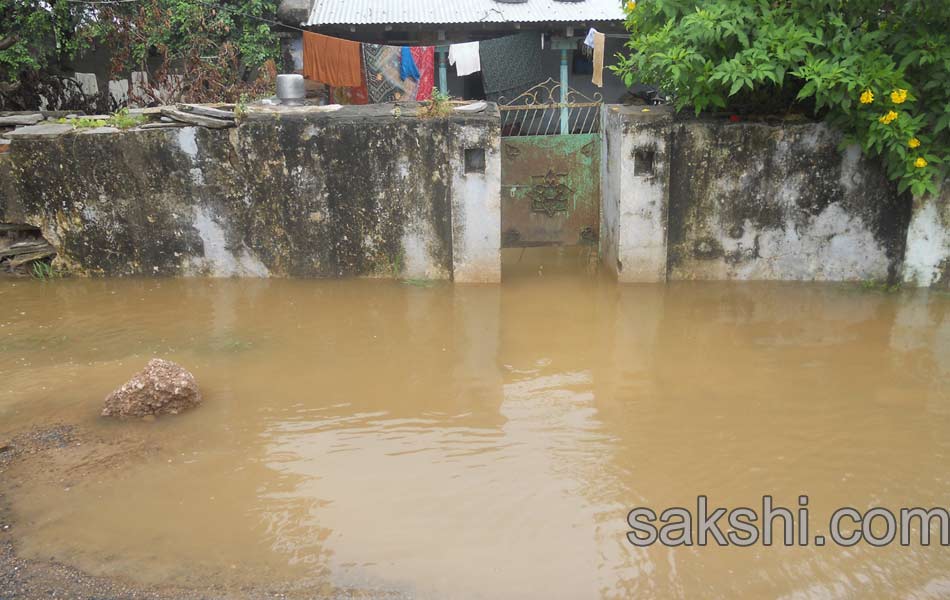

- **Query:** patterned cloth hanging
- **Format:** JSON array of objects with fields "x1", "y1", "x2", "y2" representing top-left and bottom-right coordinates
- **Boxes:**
[
  {"x1": 363, "y1": 44, "x2": 419, "y2": 103},
  {"x1": 479, "y1": 33, "x2": 543, "y2": 95},
  {"x1": 411, "y1": 47, "x2": 435, "y2": 100}
]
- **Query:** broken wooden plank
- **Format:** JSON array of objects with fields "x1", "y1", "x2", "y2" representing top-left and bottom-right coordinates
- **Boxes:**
[
  {"x1": 0, "y1": 223, "x2": 40, "y2": 233},
  {"x1": 160, "y1": 108, "x2": 234, "y2": 129},
  {"x1": 140, "y1": 122, "x2": 188, "y2": 130},
  {"x1": 128, "y1": 106, "x2": 169, "y2": 116},
  {"x1": 0, "y1": 113, "x2": 43, "y2": 126},
  {"x1": 6, "y1": 250, "x2": 55, "y2": 268},
  {"x1": 176, "y1": 104, "x2": 236, "y2": 120},
  {"x1": 0, "y1": 240, "x2": 55, "y2": 256}
]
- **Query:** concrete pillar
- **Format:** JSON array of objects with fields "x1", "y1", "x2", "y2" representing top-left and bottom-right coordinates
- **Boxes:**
[
  {"x1": 449, "y1": 111, "x2": 502, "y2": 283},
  {"x1": 600, "y1": 105, "x2": 673, "y2": 282},
  {"x1": 902, "y1": 183, "x2": 950, "y2": 289}
]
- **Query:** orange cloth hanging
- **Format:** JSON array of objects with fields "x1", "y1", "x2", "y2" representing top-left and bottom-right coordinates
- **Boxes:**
[
  {"x1": 330, "y1": 53, "x2": 369, "y2": 105},
  {"x1": 302, "y1": 31, "x2": 363, "y2": 88}
]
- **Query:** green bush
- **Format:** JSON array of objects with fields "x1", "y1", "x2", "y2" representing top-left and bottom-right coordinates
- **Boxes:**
[
  {"x1": 57, "y1": 108, "x2": 146, "y2": 129},
  {"x1": 2, "y1": 0, "x2": 278, "y2": 107},
  {"x1": 0, "y1": 0, "x2": 96, "y2": 85},
  {"x1": 612, "y1": 0, "x2": 949, "y2": 197}
]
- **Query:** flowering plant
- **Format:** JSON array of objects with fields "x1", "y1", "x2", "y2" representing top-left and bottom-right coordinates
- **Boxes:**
[{"x1": 612, "y1": 0, "x2": 947, "y2": 197}]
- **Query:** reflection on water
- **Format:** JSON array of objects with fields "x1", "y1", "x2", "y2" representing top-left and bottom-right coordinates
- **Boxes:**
[{"x1": 0, "y1": 269, "x2": 948, "y2": 598}]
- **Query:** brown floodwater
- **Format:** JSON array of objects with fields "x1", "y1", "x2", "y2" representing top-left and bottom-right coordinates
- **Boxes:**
[{"x1": 1, "y1": 254, "x2": 949, "y2": 598}]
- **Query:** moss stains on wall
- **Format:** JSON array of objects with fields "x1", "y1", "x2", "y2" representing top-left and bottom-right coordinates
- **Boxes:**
[
  {"x1": 0, "y1": 106, "x2": 499, "y2": 279},
  {"x1": 666, "y1": 120, "x2": 912, "y2": 283}
]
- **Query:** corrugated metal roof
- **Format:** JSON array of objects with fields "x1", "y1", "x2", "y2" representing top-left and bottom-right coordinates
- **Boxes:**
[{"x1": 306, "y1": 0, "x2": 626, "y2": 27}]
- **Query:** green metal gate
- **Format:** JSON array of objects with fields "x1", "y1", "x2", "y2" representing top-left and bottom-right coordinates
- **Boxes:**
[{"x1": 499, "y1": 79, "x2": 602, "y2": 248}]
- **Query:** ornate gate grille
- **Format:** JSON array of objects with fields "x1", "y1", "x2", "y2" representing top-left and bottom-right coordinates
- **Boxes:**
[
  {"x1": 498, "y1": 78, "x2": 603, "y2": 137},
  {"x1": 498, "y1": 79, "x2": 603, "y2": 248}
]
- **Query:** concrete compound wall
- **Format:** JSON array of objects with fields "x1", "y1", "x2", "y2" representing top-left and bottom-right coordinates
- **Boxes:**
[
  {"x1": 0, "y1": 104, "x2": 501, "y2": 282},
  {"x1": 2, "y1": 102, "x2": 945, "y2": 287},
  {"x1": 602, "y1": 105, "x2": 923, "y2": 284}
]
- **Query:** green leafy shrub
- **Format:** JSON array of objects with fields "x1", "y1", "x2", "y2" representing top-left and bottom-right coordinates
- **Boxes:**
[
  {"x1": 0, "y1": 0, "x2": 96, "y2": 85},
  {"x1": 31, "y1": 260, "x2": 60, "y2": 280},
  {"x1": 99, "y1": 0, "x2": 279, "y2": 104},
  {"x1": 612, "y1": 0, "x2": 949, "y2": 197},
  {"x1": 57, "y1": 108, "x2": 146, "y2": 129},
  {"x1": 107, "y1": 108, "x2": 146, "y2": 129},
  {"x1": 2, "y1": 0, "x2": 278, "y2": 108},
  {"x1": 420, "y1": 88, "x2": 454, "y2": 119}
]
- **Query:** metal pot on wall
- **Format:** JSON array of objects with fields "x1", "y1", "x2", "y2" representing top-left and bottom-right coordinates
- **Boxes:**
[{"x1": 276, "y1": 74, "x2": 306, "y2": 106}]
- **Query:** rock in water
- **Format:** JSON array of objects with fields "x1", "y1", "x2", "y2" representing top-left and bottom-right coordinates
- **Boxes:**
[{"x1": 102, "y1": 358, "x2": 202, "y2": 419}]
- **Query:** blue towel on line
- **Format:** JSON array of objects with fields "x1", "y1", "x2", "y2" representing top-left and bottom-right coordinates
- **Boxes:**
[{"x1": 400, "y1": 46, "x2": 420, "y2": 82}]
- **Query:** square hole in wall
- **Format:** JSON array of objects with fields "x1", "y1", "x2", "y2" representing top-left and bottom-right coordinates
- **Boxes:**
[
  {"x1": 464, "y1": 148, "x2": 486, "y2": 174},
  {"x1": 634, "y1": 148, "x2": 655, "y2": 177}
]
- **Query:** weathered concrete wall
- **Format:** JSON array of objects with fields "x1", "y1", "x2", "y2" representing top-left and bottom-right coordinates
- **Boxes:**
[
  {"x1": 0, "y1": 104, "x2": 501, "y2": 282},
  {"x1": 902, "y1": 184, "x2": 950, "y2": 289},
  {"x1": 602, "y1": 106, "x2": 912, "y2": 283},
  {"x1": 600, "y1": 105, "x2": 671, "y2": 282}
]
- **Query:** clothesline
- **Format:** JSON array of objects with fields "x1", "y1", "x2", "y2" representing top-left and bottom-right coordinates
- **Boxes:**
[{"x1": 303, "y1": 28, "x2": 609, "y2": 102}]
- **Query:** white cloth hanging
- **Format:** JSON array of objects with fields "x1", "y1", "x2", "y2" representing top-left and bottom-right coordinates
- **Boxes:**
[
  {"x1": 584, "y1": 28, "x2": 598, "y2": 49},
  {"x1": 448, "y1": 42, "x2": 481, "y2": 77}
]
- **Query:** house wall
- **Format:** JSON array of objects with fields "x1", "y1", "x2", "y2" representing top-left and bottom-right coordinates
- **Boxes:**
[
  {"x1": 0, "y1": 104, "x2": 501, "y2": 282},
  {"x1": 601, "y1": 105, "x2": 913, "y2": 283},
  {"x1": 444, "y1": 37, "x2": 630, "y2": 105}
]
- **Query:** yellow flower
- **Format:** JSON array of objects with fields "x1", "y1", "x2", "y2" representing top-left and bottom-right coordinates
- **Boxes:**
[
  {"x1": 908, "y1": 137, "x2": 921, "y2": 149},
  {"x1": 626, "y1": 1, "x2": 636, "y2": 10},
  {"x1": 890, "y1": 89, "x2": 908, "y2": 104},
  {"x1": 859, "y1": 90, "x2": 874, "y2": 104},
  {"x1": 915, "y1": 157, "x2": 928, "y2": 168},
  {"x1": 879, "y1": 110, "x2": 898, "y2": 125}
]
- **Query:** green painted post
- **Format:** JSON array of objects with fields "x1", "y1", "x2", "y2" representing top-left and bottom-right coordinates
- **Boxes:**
[
  {"x1": 560, "y1": 48, "x2": 569, "y2": 134},
  {"x1": 437, "y1": 46, "x2": 449, "y2": 95}
]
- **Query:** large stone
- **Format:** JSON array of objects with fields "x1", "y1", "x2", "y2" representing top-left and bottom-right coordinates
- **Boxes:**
[{"x1": 102, "y1": 358, "x2": 202, "y2": 419}]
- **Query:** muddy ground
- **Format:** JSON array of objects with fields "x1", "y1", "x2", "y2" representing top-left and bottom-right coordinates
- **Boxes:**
[{"x1": 0, "y1": 424, "x2": 404, "y2": 600}]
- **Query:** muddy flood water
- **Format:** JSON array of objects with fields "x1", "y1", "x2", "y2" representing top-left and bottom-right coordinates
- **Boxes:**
[{"x1": 1, "y1": 255, "x2": 949, "y2": 599}]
